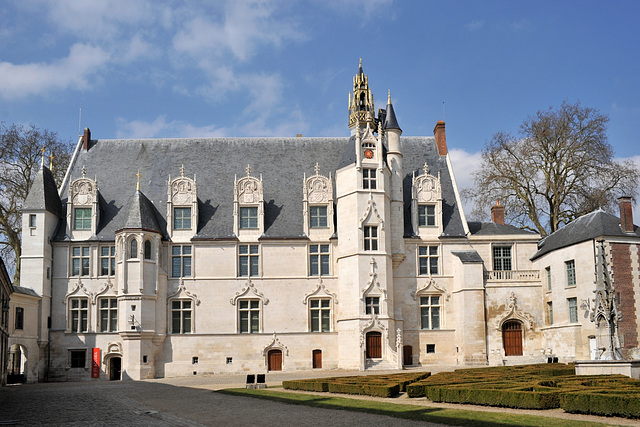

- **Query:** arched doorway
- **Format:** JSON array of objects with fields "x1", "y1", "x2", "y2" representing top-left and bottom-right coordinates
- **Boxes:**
[
  {"x1": 312, "y1": 349, "x2": 322, "y2": 369},
  {"x1": 366, "y1": 331, "x2": 382, "y2": 359},
  {"x1": 7, "y1": 344, "x2": 27, "y2": 384},
  {"x1": 502, "y1": 321, "x2": 523, "y2": 356},
  {"x1": 403, "y1": 345, "x2": 413, "y2": 366},
  {"x1": 109, "y1": 357, "x2": 122, "y2": 380},
  {"x1": 268, "y1": 349, "x2": 282, "y2": 371}
]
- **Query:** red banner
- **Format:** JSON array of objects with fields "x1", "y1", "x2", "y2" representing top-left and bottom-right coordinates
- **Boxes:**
[{"x1": 91, "y1": 348, "x2": 100, "y2": 378}]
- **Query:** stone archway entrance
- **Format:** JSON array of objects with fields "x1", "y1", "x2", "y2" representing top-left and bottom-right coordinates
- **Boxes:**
[
  {"x1": 268, "y1": 349, "x2": 282, "y2": 371},
  {"x1": 502, "y1": 321, "x2": 523, "y2": 356},
  {"x1": 7, "y1": 344, "x2": 27, "y2": 384},
  {"x1": 109, "y1": 357, "x2": 122, "y2": 380},
  {"x1": 366, "y1": 331, "x2": 382, "y2": 359}
]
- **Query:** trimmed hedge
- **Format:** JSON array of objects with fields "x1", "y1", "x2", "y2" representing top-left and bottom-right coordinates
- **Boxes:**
[{"x1": 561, "y1": 391, "x2": 640, "y2": 419}]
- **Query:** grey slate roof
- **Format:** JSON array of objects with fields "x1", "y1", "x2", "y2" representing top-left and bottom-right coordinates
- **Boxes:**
[
  {"x1": 451, "y1": 250, "x2": 484, "y2": 263},
  {"x1": 468, "y1": 221, "x2": 538, "y2": 236},
  {"x1": 12, "y1": 285, "x2": 41, "y2": 298},
  {"x1": 120, "y1": 190, "x2": 163, "y2": 234},
  {"x1": 54, "y1": 136, "x2": 467, "y2": 241},
  {"x1": 531, "y1": 209, "x2": 640, "y2": 260},
  {"x1": 383, "y1": 102, "x2": 401, "y2": 132},
  {"x1": 23, "y1": 166, "x2": 62, "y2": 217}
]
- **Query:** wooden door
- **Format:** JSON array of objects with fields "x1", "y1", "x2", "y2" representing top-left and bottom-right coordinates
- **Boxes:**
[
  {"x1": 403, "y1": 345, "x2": 413, "y2": 366},
  {"x1": 502, "y1": 321, "x2": 523, "y2": 356},
  {"x1": 366, "y1": 332, "x2": 382, "y2": 358},
  {"x1": 312, "y1": 349, "x2": 322, "y2": 369},
  {"x1": 268, "y1": 349, "x2": 282, "y2": 371}
]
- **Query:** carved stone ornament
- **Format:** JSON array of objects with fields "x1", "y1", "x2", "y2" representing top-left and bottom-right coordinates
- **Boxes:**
[
  {"x1": 359, "y1": 196, "x2": 384, "y2": 230},
  {"x1": 496, "y1": 292, "x2": 535, "y2": 331},
  {"x1": 63, "y1": 278, "x2": 92, "y2": 304},
  {"x1": 302, "y1": 278, "x2": 338, "y2": 305},
  {"x1": 230, "y1": 279, "x2": 269, "y2": 306},
  {"x1": 411, "y1": 277, "x2": 451, "y2": 301},
  {"x1": 106, "y1": 342, "x2": 123, "y2": 355},
  {"x1": 71, "y1": 178, "x2": 95, "y2": 205},
  {"x1": 262, "y1": 333, "x2": 289, "y2": 356},
  {"x1": 361, "y1": 258, "x2": 387, "y2": 300},
  {"x1": 413, "y1": 163, "x2": 441, "y2": 203},
  {"x1": 359, "y1": 315, "x2": 387, "y2": 348},
  {"x1": 93, "y1": 278, "x2": 117, "y2": 304},
  {"x1": 236, "y1": 171, "x2": 262, "y2": 204},
  {"x1": 395, "y1": 328, "x2": 403, "y2": 351},
  {"x1": 306, "y1": 175, "x2": 331, "y2": 203},
  {"x1": 171, "y1": 177, "x2": 195, "y2": 205},
  {"x1": 168, "y1": 279, "x2": 201, "y2": 306}
]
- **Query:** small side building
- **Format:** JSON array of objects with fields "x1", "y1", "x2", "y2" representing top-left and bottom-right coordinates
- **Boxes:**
[
  {"x1": 0, "y1": 257, "x2": 12, "y2": 386},
  {"x1": 8, "y1": 286, "x2": 42, "y2": 383}
]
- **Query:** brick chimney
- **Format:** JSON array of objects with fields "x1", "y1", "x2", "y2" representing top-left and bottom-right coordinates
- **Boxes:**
[
  {"x1": 618, "y1": 196, "x2": 634, "y2": 232},
  {"x1": 433, "y1": 121, "x2": 447, "y2": 155},
  {"x1": 83, "y1": 127, "x2": 91, "y2": 151},
  {"x1": 491, "y1": 200, "x2": 505, "y2": 225}
]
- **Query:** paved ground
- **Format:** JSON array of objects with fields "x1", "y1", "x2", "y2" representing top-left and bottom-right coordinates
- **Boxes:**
[{"x1": 0, "y1": 367, "x2": 636, "y2": 426}]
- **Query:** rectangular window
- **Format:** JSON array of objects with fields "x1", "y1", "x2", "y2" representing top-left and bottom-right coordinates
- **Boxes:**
[
  {"x1": 100, "y1": 246, "x2": 116, "y2": 276},
  {"x1": 239, "y1": 244, "x2": 259, "y2": 277},
  {"x1": 309, "y1": 244, "x2": 330, "y2": 276},
  {"x1": 566, "y1": 260, "x2": 576, "y2": 287},
  {"x1": 493, "y1": 246, "x2": 512, "y2": 271},
  {"x1": 420, "y1": 296, "x2": 441, "y2": 330},
  {"x1": 547, "y1": 301, "x2": 553, "y2": 325},
  {"x1": 568, "y1": 297, "x2": 578, "y2": 323},
  {"x1": 310, "y1": 299, "x2": 331, "y2": 332},
  {"x1": 71, "y1": 246, "x2": 90, "y2": 276},
  {"x1": 426, "y1": 344, "x2": 436, "y2": 353},
  {"x1": 173, "y1": 207, "x2": 191, "y2": 230},
  {"x1": 309, "y1": 205, "x2": 328, "y2": 228},
  {"x1": 15, "y1": 307, "x2": 24, "y2": 330},
  {"x1": 363, "y1": 168, "x2": 377, "y2": 189},
  {"x1": 171, "y1": 245, "x2": 192, "y2": 277},
  {"x1": 74, "y1": 207, "x2": 91, "y2": 230},
  {"x1": 365, "y1": 296, "x2": 380, "y2": 315},
  {"x1": 240, "y1": 206, "x2": 258, "y2": 229},
  {"x1": 100, "y1": 298, "x2": 118, "y2": 332},
  {"x1": 363, "y1": 226, "x2": 378, "y2": 251},
  {"x1": 418, "y1": 246, "x2": 439, "y2": 275},
  {"x1": 70, "y1": 350, "x2": 86, "y2": 368},
  {"x1": 70, "y1": 298, "x2": 88, "y2": 332},
  {"x1": 239, "y1": 299, "x2": 260, "y2": 333},
  {"x1": 418, "y1": 205, "x2": 436, "y2": 226},
  {"x1": 546, "y1": 266, "x2": 552, "y2": 291},
  {"x1": 29, "y1": 214, "x2": 36, "y2": 227},
  {"x1": 171, "y1": 300, "x2": 192, "y2": 333}
]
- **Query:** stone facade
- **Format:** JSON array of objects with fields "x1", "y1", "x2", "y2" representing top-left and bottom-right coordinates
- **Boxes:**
[{"x1": 17, "y1": 63, "x2": 640, "y2": 381}]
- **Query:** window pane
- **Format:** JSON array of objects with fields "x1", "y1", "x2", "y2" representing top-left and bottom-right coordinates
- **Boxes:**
[
  {"x1": 172, "y1": 311, "x2": 181, "y2": 333},
  {"x1": 421, "y1": 307, "x2": 429, "y2": 329},
  {"x1": 310, "y1": 311, "x2": 319, "y2": 332},
  {"x1": 172, "y1": 257, "x2": 181, "y2": 277},
  {"x1": 250, "y1": 311, "x2": 259, "y2": 333},
  {"x1": 321, "y1": 311, "x2": 330, "y2": 332},
  {"x1": 320, "y1": 255, "x2": 329, "y2": 275},
  {"x1": 310, "y1": 256, "x2": 319, "y2": 276},
  {"x1": 183, "y1": 310, "x2": 191, "y2": 333},
  {"x1": 239, "y1": 257, "x2": 248, "y2": 276},
  {"x1": 431, "y1": 307, "x2": 440, "y2": 329},
  {"x1": 183, "y1": 257, "x2": 191, "y2": 276},
  {"x1": 249, "y1": 257, "x2": 259, "y2": 276}
]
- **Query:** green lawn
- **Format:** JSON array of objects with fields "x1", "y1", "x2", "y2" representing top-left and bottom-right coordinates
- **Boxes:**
[{"x1": 218, "y1": 388, "x2": 615, "y2": 427}]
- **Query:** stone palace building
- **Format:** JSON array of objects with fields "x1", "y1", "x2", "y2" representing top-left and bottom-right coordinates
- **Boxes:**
[{"x1": 13, "y1": 62, "x2": 640, "y2": 381}]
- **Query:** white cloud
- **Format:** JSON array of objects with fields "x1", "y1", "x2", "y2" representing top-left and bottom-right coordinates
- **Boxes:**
[
  {"x1": 0, "y1": 43, "x2": 109, "y2": 99},
  {"x1": 466, "y1": 20, "x2": 485, "y2": 32},
  {"x1": 449, "y1": 148, "x2": 482, "y2": 219},
  {"x1": 115, "y1": 115, "x2": 227, "y2": 139}
]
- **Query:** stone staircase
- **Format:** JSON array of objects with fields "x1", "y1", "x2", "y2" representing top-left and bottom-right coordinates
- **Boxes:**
[
  {"x1": 365, "y1": 358, "x2": 397, "y2": 371},
  {"x1": 502, "y1": 355, "x2": 549, "y2": 366}
]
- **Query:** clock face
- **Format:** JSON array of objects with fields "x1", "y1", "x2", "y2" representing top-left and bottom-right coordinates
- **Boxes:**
[{"x1": 364, "y1": 149, "x2": 374, "y2": 159}]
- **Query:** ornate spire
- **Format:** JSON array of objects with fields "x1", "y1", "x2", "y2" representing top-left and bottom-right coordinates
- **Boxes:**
[{"x1": 348, "y1": 59, "x2": 375, "y2": 128}]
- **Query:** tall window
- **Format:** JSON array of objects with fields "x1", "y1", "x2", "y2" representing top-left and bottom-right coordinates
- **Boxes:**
[
  {"x1": 418, "y1": 205, "x2": 436, "y2": 226},
  {"x1": 171, "y1": 300, "x2": 192, "y2": 333},
  {"x1": 101, "y1": 246, "x2": 115, "y2": 276},
  {"x1": 309, "y1": 244, "x2": 330, "y2": 276},
  {"x1": 568, "y1": 297, "x2": 578, "y2": 323},
  {"x1": 70, "y1": 350, "x2": 86, "y2": 368},
  {"x1": 420, "y1": 296, "x2": 441, "y2": 330},
  {"x1": 74, "y1": 208, "x2": 91, "y2": 230},
  {"x1": 15, "y1": 307, "x2": 24, "y2": 330},
  {"x1": 363, "y1": 168, "x2": 377, "y2": 189},
  {"x1": 493, "y1": 246, "x2": 512, "y2": 271},
  {"x1": 173, "y1": 207, "x2": 191, "y2": 230},
  {"x1": 309, "y1": 206, "x2": 328, "y2": 228},
  {"x1": 565, "y1": 260, "x2": 576, "y2": 287},
  {"x1": 240, "y1": 207, "x2": 258, "y2": 229},
  {"x1": 310, "y1": 299, "x2": 331, "y2": 332},
  {"x1": 71, "y1": 246, "x2": 90, "y2": 276},
  {"x1": 70, "y1": 298, "x2": 88, "y2": 332},
  {"x1": 239, "y1": 244, "x2": 259, "y2": 277},
  {"x1": 547, "y1": 301, "x2": 554, "y2": 325},
  {"x1": 239, "y1": 299, "x2": 260, "y2": 333},
  {"x1": 365, "y1": 296, "x2": 380, "y2": 315},
  {"x1": 363, "y1": 226, "x2": 378, "y2": 251},
  {"x1": 129, "y1": 239, "x2": 138, "y2": 259},
  {"x1": 172, "y1": 245, "x2": 192, "y2": 277},
  {"x1": 144, "y1": 240, "x2": 152, "y2": 260},
  {"x1": 100, "y1": 298, "x2": 118, "y2": 332},
  {"x1": 418, "y1": 246, "x2": 439, "y2": 275},
  {"x1": 29, "y1": 214, "x2": 36, "y2": 227},
  {"x1": 546, "y1": 266, "x2": 552, "y2": 291}
]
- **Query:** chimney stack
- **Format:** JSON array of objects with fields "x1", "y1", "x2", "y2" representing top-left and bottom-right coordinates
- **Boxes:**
[
  {"x1": 491, "y1": 200, "x2": 505, "y2": 225},
  {"x1": 83, "y1": 127, "x2": 91, "y2": 151},
  {"x1": 433, "y1": 121, "x2": 447, "y2": 155},
  {"x1": 618, "y1": 196, "x2": 634, "y2": 233}
]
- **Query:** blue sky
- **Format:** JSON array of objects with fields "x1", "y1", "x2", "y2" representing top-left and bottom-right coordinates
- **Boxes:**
[{"x1": 1, "y1": 0, "x2": 639, "y2": 222}]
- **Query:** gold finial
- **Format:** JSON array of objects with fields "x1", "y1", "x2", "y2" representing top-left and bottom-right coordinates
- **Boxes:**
[
  {"x1": 49, "y1": 154, "x2": 55, "y2": 171},
  {"x1": 40, "y1": 146, "x2": 46, "y2": 167},
  {"x1": 388, "y1": 90, "x2": 391, "y2": 104},
  {"x1": 359, "y1": 57, "x2": 362, "y2": 68},
  {"x1": 314, "y1": 162, "x2": 320, "y2": 175},
  {"x1": 136, "y1": 169, "x2": 141, "y2": 191},
  {"x1": 180, "y1": 164, "x2": 185, "y2": 177},
  {"x1": 246, "y1": 164, "x2": 251, "y2": 177},
  {"x1": 423, "y1": 162, "x2": 429, "y2": 175},
  {"x1": 81, "y1": 165, "x2": 86, "y2": 177}
]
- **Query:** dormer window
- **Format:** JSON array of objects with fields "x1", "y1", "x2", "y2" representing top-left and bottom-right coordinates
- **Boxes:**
[
  {"x1": 173, "y1": 207, "x2": 191, "y2": 230},
  {"x1": 363, "y1": 169, "x2": 376, "y2": 189},
  {"x1": 302, "y1": 164, "x2": 334, "y2": 238},
  {"x1": 240, "y1": 207, "x2": 258, "y2": 229},
  {"x1": 309, "y1": 206, "x2": 328, "y2": 228},
  {"x1": 74, "y1": 208, "x2": 91, "y2": 230},
  {"x1": 418, "y1": 205, "x2": 436, "y2": 226}
]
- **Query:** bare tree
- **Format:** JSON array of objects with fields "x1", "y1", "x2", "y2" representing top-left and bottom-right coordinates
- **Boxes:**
[
  {"x1": 466, "y1": 101, "x2": 639, "y2": 236},
  {"x1": 0, "y1": 123, "x2": 74, "y2": 284}
]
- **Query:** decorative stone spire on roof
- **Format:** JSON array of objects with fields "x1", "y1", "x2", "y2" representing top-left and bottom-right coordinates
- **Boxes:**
[{"x1": 348, "y1": 59, "x2": 375, "y2": 128}]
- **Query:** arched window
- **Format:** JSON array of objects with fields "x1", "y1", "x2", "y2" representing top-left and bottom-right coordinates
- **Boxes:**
[
  {"x1": 129, "y1": 239, "x2": 138, "y2": 259},
  {"x1": 144, "y1": 240, "x2": 152, "y2": 260}
]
